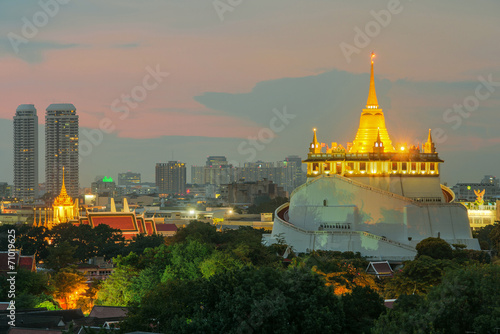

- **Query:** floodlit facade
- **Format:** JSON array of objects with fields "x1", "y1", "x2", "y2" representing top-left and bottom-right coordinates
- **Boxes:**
[
  {"x1": 264, "y1": 54, "x2": 480, "y2": 260},
  {"x1": 13, "y1": 104, "x2": 38, "y2": 202},
  {"x1": 45, "y1": 103, "x2": 79, "y2": 198}
]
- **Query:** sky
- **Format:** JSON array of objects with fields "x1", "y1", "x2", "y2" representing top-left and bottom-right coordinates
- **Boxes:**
[{"x1": 0, "y1": 0, "x2": 499, "y2": 187}]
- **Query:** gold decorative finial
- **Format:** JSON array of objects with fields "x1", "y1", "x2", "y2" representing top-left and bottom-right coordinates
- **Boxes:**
[{"x1": 366, "y1": 52, "x2": 379, "y2": 109}]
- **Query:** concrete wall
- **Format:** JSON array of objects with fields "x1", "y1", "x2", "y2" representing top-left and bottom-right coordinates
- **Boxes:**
[{"x1": 281, "y1": 175, "x2": 480, "y2": 258}]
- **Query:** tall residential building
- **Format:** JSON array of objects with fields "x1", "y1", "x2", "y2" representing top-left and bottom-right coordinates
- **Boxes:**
[
  {"x1": 45, "y1": 104, "x2": 79, "y2": 198},
  {"x1": 156, "y1": 161, "x2": 186, "y2": 195},
  {"x1": 118, "y1": 172, "x2": 141, "y2": 186},
  {"x1": 13, "y1": 104, "x2": 38, "y2": 202}
]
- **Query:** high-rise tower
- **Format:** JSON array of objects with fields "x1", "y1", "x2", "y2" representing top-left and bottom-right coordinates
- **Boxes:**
[
  {"x1": 156, "y1": 161, "x2": 186, "y2": 195},
  {"x1": 13, "y1": 104, "x2": 38, "y2": 202},
  {"x1": 45, "y1": 104, "x2": 79, "y2": 198}
]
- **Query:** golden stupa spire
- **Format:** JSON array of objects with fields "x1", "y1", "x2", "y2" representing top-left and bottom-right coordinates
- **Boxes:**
[
  {"x1": 53, "y1": 166, "x2": 73, "y2": 207},
  {"x1": 309, "y1": 128, "x2": 321, "y2": 154},
  {"x1": 60, "y1": 167, "x2": 68, "y2": 197},
  {"x1": 366, "y1": 52, "x2": 379, "y2": 109},
  {"x1": 350, "y1": 53, "x2": 395, "y2": 153},
  {"x1": 427, "y1": 128, "x2": 432, "y2": 143}
]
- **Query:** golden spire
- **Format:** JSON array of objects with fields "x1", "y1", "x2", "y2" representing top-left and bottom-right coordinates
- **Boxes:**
[
  {"x1": 60, "y1": 167, "x2": 68, "y2": 197},
  {"x1": 309, "y1": 128, "x2": 321, "y2": 154},
  {"x1": 366, "y1": 52, "x2": 379, "y2": 109},
  {"x1": 53, "y1": 166, "x2": 73, "y2": 207},
  {"x1": 423, "y1": 128, "x2": 436, "y2": 153}
]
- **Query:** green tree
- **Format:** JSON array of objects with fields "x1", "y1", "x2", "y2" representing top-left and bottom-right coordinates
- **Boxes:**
[
  {"x1": 97, "y1": 264, "x2": 139, "y2": 306},
  {"x1": 121, "y1": 267, "x2": 345, "y2": 334},
  {"x1": 45, "y1": 241, "x2": 78, "y2": 271},
  {"x1": 52, "y1": 268, "x2": 88, "y2": 310},
  {"x1": 123, "y1": 233, "x2": 165, "y2": 256},
  {"x1": 341, "y1": 286, "x2": 385, "y2": 334},
  {"x1": 488, "y1": 223, "x2": 500, "y2": 254},
  {"x1": 161, "y1": 240, "x2": 213, "y2": 282},
  {"x1": 416, "y1": 237, "x2": 453, "y2": 260},
  {"x1": 171, "y1": 220, "x2": 220, "y2": 245},
  {"x1": 384, "y1": 256, "x2": 454, "y2": 298},
  {"x1": 374, "y1": 264, "x2": 500, "y2": 334}
]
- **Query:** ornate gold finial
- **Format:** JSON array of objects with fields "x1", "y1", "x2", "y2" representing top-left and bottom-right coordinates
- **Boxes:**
[{"x1": 366, "y1": 52, "x2": 379, "y2": 109}]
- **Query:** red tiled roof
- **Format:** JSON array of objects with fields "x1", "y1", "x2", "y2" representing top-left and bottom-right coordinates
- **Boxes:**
[
  {"x1": 88, "y1": 213, "x2": 138, "y2": 232},
  {"x1": 156, "y1": 224, "x2": 178, "y2": 232},
  {"x1": 88, "y1": 306, "x2": 128, "y2": 318},
  {"x1": 384, "y1": 299, "x2": 397, "y2": 309},
  {"x1": 136, "y1": 217, "x2": 146, "y2": 234},
  {"x1": 19, "y1": 255, "x2": 35, "y2": 271},
  {"x1": 144, "y1": 219, "x2": 157, "y2": 235},
  {"x1": 372, "y1": 262, "x2": 393, "y2": 275}
]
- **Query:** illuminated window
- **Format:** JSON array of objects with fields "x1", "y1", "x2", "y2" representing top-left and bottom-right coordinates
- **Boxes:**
[
  {"x1": 347, "y1": 162, "x2": 354, "y2": 170},
  {"x1": 430, "y1": 164, "x2": 435, "y2": 171},
  {"x1": 411, "y1": 163, "x2": 417, "y2": 171},
  {"x1": 391, "y1": 162, "x2": 398, "y2": 171},
  {"x1": 421, "y1": 163, "x2": 426, "y2": 171},
  {"x1": 401, "y1": 163, "x2": 407, "y2": 171},
  {"x1": 313, "y1": 163, "x2": 319, "y2": 171},
  {"x1": 360, "y1": 162, "x2": 366, "y2": 171},
  {"x1": 324, "y1": 163, "x2": 330, "y2": 171}
]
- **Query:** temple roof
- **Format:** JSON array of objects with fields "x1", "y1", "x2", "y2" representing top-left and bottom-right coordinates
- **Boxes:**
[{"x1": 53, "y1": 167, "x2": 74, "y2": 207}]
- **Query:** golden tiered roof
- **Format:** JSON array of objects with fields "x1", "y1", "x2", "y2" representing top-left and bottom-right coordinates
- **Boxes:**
[
  {"x1": 53, "y1": 167, "x2": 73, "y2": 206},
  {"x1": 350, "y1": 53, "x2": 395, "y2": 153}
]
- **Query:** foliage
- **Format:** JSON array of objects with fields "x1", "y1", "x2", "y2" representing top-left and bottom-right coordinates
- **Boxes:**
[
  {"x1": 122, "y1": 234, "x2": 166, "y2": 256},
  {"x1": 415, "y1": 237, "x2": 453, "y2": 260},
  {"x1": 96, "y1": 264, "x2": 139, "y2": 306},
  {"x1": 383, "y1": 256, "x2": 455, "y2": 298},
  {"x1": 171, "y1": 220, "x2": 221, "y2": 245},
  {"x1": 44, "y1": 241, "x2": 78, "y2": 271},
  {"x1": 341, "y1": 286, "x2": 385, "y2": 334},
  {"x1": 488, "y1": 223, "x2": 500, "y2": 254},
  {"x1": 373, "y1": 264, "x2": 500, "y2": 334},
  {"x1": 121, "y1": 267, "x2": 345, "y2": 334},
  {"x1": 52, "y1": 267, "x2": 88, "y2": 310}
]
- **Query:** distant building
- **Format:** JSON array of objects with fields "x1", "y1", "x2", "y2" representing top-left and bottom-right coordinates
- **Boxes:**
[
  {"x1": 452, "y1": 175, "x2": 500, "y2": 202},
  {"x1": 156, "y1": 161, "x2": 186, "y2": 195},
  {"x1": 191, "y1": 166, "x2": 205, "y2": 184},
  {"x1": 91, "y1": 177, "x2": 117, "y2": 197},
  {"x1": 13, "y1": 104, "x2": 39, "y2": 203},
  {"x1": 0, "y1": 183, "x2": 12, "y2": 199},
  {"x1": 227, "y1": 179, "x2": 287, "y2": 205},
  {"x1": 45, "y1": 103, "x2": 79, "y2": 198},
  {"x1": 118, "y1": 172, "x2": 141, "y2": 186}
]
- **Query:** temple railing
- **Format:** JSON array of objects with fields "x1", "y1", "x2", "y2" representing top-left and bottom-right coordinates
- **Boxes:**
[{"x1": 274, "y1": 203, "x2": 416, "y2": 252}]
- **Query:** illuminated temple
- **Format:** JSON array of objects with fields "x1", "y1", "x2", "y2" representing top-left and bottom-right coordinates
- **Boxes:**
[
  {"x1": 265, "y1": 54, "x2": 480, "y2": 260},
  {"x1": 34, "y1": 168, "x2": 157, "y2": 239}
]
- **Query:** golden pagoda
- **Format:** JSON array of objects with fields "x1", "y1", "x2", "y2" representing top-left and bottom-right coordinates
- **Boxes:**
[
  {"x1": 350, "y1": 52, "x2": 395, "y2": 153},
  {"x1": 304, "y1": 53, "x2": 444, "y2": 202},
  {"x1": 52, "y1": 167, "x2": 78, "y2": 225}
]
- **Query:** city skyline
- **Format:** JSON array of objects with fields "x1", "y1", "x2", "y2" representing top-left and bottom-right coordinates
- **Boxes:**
[{"x1": 1, "y1": 1, "x2": 499, "y2": 187}]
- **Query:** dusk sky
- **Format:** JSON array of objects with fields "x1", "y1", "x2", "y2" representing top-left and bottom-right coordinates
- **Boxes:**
[{"x1": 1, "y1": 0, "x2": 499, "y2": 186}]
